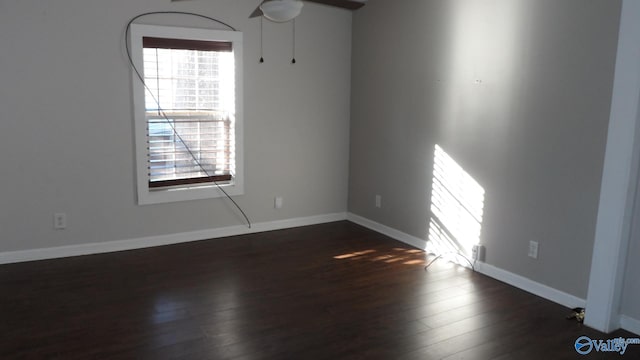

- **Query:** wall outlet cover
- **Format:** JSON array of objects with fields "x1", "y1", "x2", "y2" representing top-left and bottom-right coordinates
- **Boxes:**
[{"x1": 528, "y1": 240, "x2": 539, "y2": 259}]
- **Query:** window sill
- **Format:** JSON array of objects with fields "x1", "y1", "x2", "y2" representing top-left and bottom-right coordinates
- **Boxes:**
[{"x1": 137, "y1": 181, "x2": 243, "y2": 205}]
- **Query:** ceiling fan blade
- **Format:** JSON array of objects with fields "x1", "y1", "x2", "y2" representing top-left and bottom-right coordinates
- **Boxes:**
[
  {"x1": 249, "y1": 5, "x2": 264, "y2": 18},
  {"x1": 305, "y1": 0, "x2": 366, "y2": 10}
]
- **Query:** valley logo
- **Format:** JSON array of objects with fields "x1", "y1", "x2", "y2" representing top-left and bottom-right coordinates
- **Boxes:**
[{"x1": 574, "y1": 336, "x2": 640, "y2": 355}]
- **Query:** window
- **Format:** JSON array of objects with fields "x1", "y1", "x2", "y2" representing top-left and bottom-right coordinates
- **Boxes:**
[{"x1": 130, "y1": 24, "x2": 243, "y2": 205}]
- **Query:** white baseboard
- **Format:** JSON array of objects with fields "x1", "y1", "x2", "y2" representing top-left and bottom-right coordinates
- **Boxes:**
[
  {"x1": 346, "y1": 212, "x2": 586, "y2": 309},
  {"x1": 346, "y1": 213, "x2": 427, "y2": 250},
  {"x1": 620, "y1": 315, "x2": 640, "y2": 336},
  {"x1": 474, "y1": 261, "x2": 586, "y2": 309},
  {"x1": 0, "y1": 212, "x2": 347, "y2": 265}
]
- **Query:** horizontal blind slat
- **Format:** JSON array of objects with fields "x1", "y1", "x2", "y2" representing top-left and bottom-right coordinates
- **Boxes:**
[
  {"x1": 148, "y1": 175, "x2": 232, "y2": 189},
  {"x1": 143, "y1": 37, "x2": 232, "y2": 52}
]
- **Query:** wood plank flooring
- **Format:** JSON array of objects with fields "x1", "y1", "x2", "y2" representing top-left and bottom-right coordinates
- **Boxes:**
[{"x1": 1, "y1": 221, "x2": 638, "y2": 359}]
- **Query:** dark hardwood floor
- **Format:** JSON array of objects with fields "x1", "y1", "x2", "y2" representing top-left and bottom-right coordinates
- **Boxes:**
[{"x1": 1, "y1": 221, "x2": 638, "y2": 359}]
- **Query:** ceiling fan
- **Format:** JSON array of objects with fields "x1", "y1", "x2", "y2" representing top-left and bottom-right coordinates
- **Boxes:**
[
  {"x1": 171, "y1": 0, "x2": 366, "y2": 23},
  {"x1": 250, "y1": 0, "x2": 367, "y2": 22}
]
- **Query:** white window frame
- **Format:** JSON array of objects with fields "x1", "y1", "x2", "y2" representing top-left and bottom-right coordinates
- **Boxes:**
[{"x1": 130, "y1": 24, "x2": 244, "y2": 205}]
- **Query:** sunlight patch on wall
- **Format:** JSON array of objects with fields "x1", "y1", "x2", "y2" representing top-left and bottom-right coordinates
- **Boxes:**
[{"x1": 428, "y1": 145, "x2": 485, "y2": 266}]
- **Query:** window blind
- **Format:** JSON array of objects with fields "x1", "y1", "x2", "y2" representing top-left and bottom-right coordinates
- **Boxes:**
[{"x1": 143, "y1": 37, "x2": 234, "y2": 188}]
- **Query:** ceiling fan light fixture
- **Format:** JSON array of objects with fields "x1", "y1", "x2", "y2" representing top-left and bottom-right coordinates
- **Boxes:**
[{"x1": 260, "y1": 0, "x2": 304, "y2": 23}]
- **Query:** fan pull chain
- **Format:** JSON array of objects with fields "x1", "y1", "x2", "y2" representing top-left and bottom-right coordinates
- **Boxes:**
[
  {"x1": 291, "y1": 19, "x2": 296, "y2": 64},
  {"x1": 259, "y1": 17, "x2": 264, "y2": 63}
]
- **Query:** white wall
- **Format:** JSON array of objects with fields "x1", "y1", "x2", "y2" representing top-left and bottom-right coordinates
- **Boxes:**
[
  {"x1": 622, "y1": 182, "x2": 640, "y2": 323},
  {"x1": 0, "y1": 0, "x2": 352, "y2": 254},
  {"x1": 349, "y1": 0, "x2": 621, "y2": 299}
]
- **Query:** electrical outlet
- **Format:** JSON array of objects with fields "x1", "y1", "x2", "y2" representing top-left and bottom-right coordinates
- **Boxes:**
[
  {"x1": 471, "y1": 245, "x2": 480, "y2": 261},
  {"x1": 471, "y1": 244, "x2": 484, "y2": 261},
  {"x1": 274, "y1": 196, "x2": 283, "y2": 209},
  {"x1": 528, "y1": 240, "x2": 539, "y2": 259},
  {"x1": 375, "y1": 195, "x2": 382, "y2": 208},
  {"x1": 54, "y1": 212, "x2": 67, "y2": 230}
]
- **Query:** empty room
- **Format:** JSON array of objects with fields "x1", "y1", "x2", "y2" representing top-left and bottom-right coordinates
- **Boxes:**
[{"x1": 1, "y1": 0, "x2": 640, "y2": 358}]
